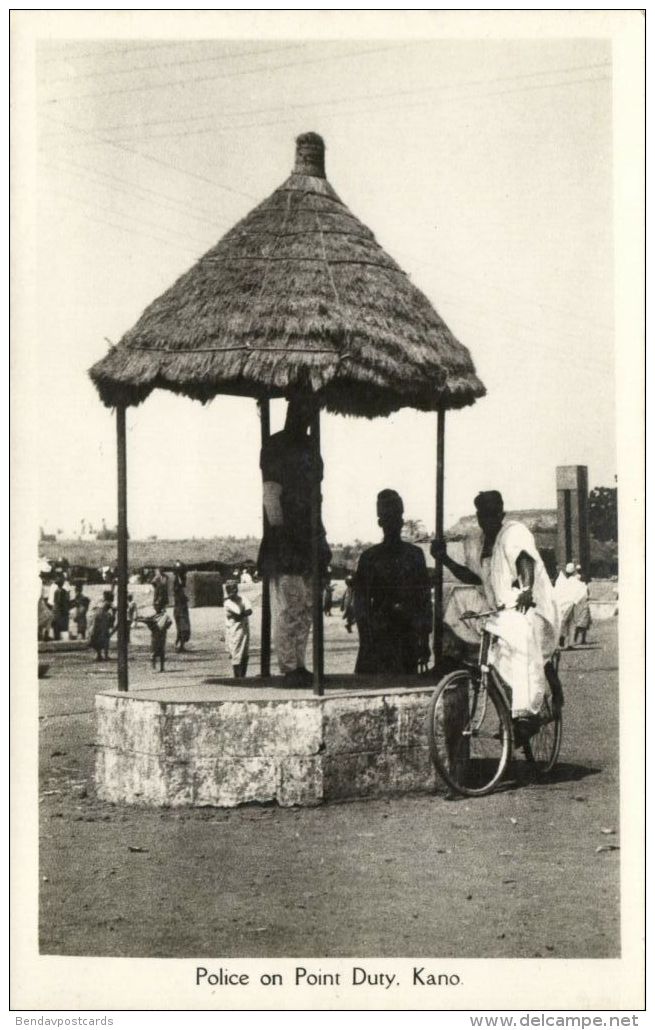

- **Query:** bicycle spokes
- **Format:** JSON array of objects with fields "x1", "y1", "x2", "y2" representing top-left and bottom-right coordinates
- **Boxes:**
[{"x1": 428, "y1": 670, "x2": 512, "y2": 796}]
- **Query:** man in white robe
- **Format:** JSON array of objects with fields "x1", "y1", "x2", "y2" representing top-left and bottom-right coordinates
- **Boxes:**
[
  {"x1": 432, "y1": 491, "x2": 562, "y2": 720},
  {"x1": 554, "y1": 562, "x2": 588, "y2": 648}
]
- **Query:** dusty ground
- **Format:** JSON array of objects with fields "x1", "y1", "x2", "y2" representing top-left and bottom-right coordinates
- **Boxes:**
[{"x1": 39, "y1": 611, "x2": 620, "y2": 958}]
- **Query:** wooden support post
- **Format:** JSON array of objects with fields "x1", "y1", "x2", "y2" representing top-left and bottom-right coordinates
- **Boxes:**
[
  {"x1": 432, "y1": 408, "x2": 446, "y2": 664},
  {"x1": 310, "y1": 409, "x2": 324, "y2": 695},
  {"x1": 259, "y1": 399, "x2": 271, "y2": 678},
  {"x1": 116, "y1": 404, "x2": 129, "y2": 692}
]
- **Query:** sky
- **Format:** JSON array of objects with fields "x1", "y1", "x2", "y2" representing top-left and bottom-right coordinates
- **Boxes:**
[{"x1": 29, "y1": 19, "x2": 617, "y2": 545}]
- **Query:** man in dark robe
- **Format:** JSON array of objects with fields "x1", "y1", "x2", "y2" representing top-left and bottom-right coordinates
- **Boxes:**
[
  {"x1": 172, "y1": 561, "x2": 191, "y2": 652},
  {"x1": 354, "y1": 490, "x2": 432, "y2": 675},
  {"x1": 51, "y1": 572, "x2": 70, "y2": 641},
  {"x1": 257, "y1": 395, "x2": 331, "y2": 684}
]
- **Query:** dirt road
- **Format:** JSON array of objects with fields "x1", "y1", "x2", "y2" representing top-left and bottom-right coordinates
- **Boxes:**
[{"x1": 38, "y1": 616, "x2": 620, "y2": 958}]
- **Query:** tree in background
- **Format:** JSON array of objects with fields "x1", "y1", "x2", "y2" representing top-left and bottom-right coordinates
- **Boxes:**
[
  {"x1": 589, "y1": 485, "x2": 618, "y2": 542},
  {"x1": 403, "y1": 518, "x2": 429, "y2": 543}
]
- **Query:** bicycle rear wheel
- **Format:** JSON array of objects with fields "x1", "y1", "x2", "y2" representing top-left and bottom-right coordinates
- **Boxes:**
[
  {"x1": 523, "y1": 693, "x2": 562, "y2": 775},
  {"x1": 427, "y1": 669, "x2": 513, "y2": 797}
]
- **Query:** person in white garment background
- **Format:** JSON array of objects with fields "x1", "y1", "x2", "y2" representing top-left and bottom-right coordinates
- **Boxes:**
[
  {"x1": 223, "y1": 579, "x2": 252, "y2": 679},
  {"x1": 431, "y1": 490, "x2": 563, "y2": 735},
  {"x1": 573, "y1": 564, "x2": 592, "y2": 645},
  {"x1": 554, "y1": 561, "x2": 589, "y2": 649},
  {"x1": 257, "y1": 395, "x2": 331, "y2": 685}
]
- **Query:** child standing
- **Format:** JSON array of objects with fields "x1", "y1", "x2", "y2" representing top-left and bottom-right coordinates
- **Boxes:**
[
  {"x1": 89, "y1": 591, "x2": 115, "y2": 662},
  {"x1": 70, "y1": 583, "x2": 91, "y2": 640},
  {"x1": 224, "y1": 579, "x2": 252, "y2": 678},
  {"x1": 141, "y1": 601, "x2": 173, "y2": 672}
]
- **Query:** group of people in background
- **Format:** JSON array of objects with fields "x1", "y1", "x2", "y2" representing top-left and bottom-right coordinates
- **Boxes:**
[
  {"x1": 39, "y1": 571, "x2": 91, "y2": 643},
  {"x1": 38, "y1": 558, "x2": 256, "y2": 676},
  {"x1": 39, "y1": 571, "x2": 117, "y2": 661}
]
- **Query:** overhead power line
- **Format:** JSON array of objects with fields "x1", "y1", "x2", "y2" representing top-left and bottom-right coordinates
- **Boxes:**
[
  {"x1": 41, "y1": 185, "x2": 211, "y2": 250},
  {"x1": 174, "y1": 72, "x2": 609, "y2": 146},
  {"x1": 39, "y1": 40, "x2": 196, "y2": 64},
  {"x1": 113, "y1": 71, "x2": 613, "y2": 145},
  {"x1": 41, "y1": 42, "x2": 308, "y2": 84},
  {"x1": 62, "y1": 59, "x2": 611, "y2": 140},
  {"x1": 425, "y1": 284, "x2": 613, "y2": 354},
  {"x1": 43, "y1": 116, "x2": 259, "y2": 201},
  {"x1": 411, "y1": 258, "x2": 614, "y2": 334},
  {"x1": 40, "y1": 158, "x2": 227, "y2": 225},
  {"x1": 57, "y1": 208, "x2": 201, "y2": 256},
  {"x1": 40, "y1": 41, "x2": 426, "y2": 105},
  {"x1": 444, "y1": 312, "x2": 613, "y2": 376},
  {"x1": 54, "y1": 72, "x2": 610, "y2": 153}
]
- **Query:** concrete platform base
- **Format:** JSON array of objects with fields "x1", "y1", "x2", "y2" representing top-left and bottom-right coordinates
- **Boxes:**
[{"x1": 95, "y1": 675, "x2": 439, "y2": 807}]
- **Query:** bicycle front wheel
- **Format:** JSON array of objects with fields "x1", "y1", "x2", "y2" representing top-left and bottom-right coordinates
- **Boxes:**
[{"x1": 427, "y1": 669, "x2": 513, "y2": 797}]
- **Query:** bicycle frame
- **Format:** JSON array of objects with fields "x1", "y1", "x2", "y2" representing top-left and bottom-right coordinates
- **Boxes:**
[
  {"x1": 461, "y1": 610, "x2": 515, "y2": 712},
  {"x1": 463, "y1": 631, "x2": 508, "y2": 737}
]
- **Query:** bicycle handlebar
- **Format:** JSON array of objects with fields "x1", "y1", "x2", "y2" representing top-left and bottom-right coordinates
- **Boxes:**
[{"x1": 459, "y1": 604, "x2": 518, "y2": 622}]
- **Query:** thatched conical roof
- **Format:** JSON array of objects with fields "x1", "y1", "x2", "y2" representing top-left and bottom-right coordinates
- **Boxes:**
[{"x1": 90, "y1": 133, "x2": 485, "y2": 417}]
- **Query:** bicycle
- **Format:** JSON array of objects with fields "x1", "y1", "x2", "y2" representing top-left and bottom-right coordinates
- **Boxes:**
[{"x1": 427, "y1": 608, "x2": 562, "y2": 797}]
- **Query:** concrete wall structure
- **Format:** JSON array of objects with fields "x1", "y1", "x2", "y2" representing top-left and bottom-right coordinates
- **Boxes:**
[{"x1": 95, "y1": 684, "x2": 437, "y2": 808}]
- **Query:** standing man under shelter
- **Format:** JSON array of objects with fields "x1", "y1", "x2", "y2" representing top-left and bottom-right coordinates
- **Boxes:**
[
  {"x1": 258, "y1": 395, "x2": 331, "y2": 685},
  {"x1": 432, "y1": 490, "x2": 562, "y2": 720},
  {"x1": 354, "y1": 489, "x2": 432, "y2": 675}
]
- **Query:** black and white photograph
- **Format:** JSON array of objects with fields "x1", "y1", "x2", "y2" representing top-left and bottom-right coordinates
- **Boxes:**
[{"x1": 11, "y1": 9, "x2": 645, "y2": 1014}]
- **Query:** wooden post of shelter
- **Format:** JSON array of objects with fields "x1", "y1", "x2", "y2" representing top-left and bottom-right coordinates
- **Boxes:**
[
  {"x1": 116, "y1": 403, "x2": 129, "y2": 692},
  {"x1": 432, "y1": 407, "x2": 446, "y2": 663},
  {"x1": 310, "y1": 408, "x2": 325, "y2": 695},
  {"x1": 259, "y1": 399, "x2": 272, "y2": 677}
]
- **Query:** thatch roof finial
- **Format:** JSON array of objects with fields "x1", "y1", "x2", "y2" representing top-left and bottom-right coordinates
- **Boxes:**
[{"x1": 294, "y1": 131, "x2": 325, "y2": 178}]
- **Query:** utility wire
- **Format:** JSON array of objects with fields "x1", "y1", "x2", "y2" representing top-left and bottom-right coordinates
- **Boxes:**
[
  {"x1": 41, "y1": 185, "x2": 211, "y2": 250},
  {"x1": 39, "y1": 40, "x2": 193, "y2": 63},
  {"x1": 40, "y1": 159, "x2": 227, "y2": 226},
  {"x1": 42, "y1": 42, "x2": 308, "y2": 84},
  {"x1": 430, "y1": 294, "x2": 613, "y2": 362},
  {"x1": 409, "y1": 257, "x2": 614, "y2": 334},
  {"x1": 395, "y1": 237, "x2": 613, "y2": 330},
  {"x1": 41, "y1": 154, "x2": 220, "y2": 217},
  {"x1": 41, "y1": 59, "x2": 611, "y2": 139},
  {"x1": 429, "y1": 285, "x2": 614, "y2": 356},
  {"x1": 409, "y1": 262, "x2": 615, "y2": 350},
  {"x1": 45, "y1": 206, "x2": 200, "y2": 256},
  {"x1": 40, "y1": 41, "x2": 427, "y2": 104},
  {"x1": 440, "y1": 310, "x2": 613, "y2": 375},
  {"x1": 43, "y1": 116, "x2": 259, "y2": 201},
  {"x1": 98, "y1": 73, "x2": 611, "y2": 148},
  {"x1": 122, "y1": 60, "x2": 614, "y2": 138}
]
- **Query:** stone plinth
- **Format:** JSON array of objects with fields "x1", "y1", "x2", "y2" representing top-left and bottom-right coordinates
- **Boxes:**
[{"x1": 95, "y1": 676, "x2": 437, "y2": 807}]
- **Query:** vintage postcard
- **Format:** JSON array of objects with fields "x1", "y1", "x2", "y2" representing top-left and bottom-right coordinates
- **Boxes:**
[{"x1": 10, "y1": 9, "x2": 645, "y2": 1016}]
